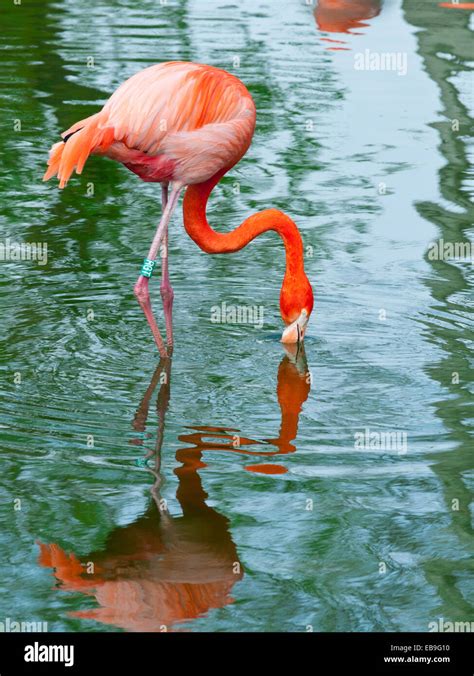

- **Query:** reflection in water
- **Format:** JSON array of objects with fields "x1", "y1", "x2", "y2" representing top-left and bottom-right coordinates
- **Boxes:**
[
  {"x1": 438, "y1": 3, "x2": 474, "y2": 9},
  {"x1": 402, "y1": 1, "x2": 474, "y2": 620},
  {"x1": 38, "y1": 348, "x2": 311, "y2": 631},
  {"x1": 314, "y1": 0, "x2": 381, "y2": 40},
  {"x1": 178, "y1": 344, "x2": 311, "y2": 474}
]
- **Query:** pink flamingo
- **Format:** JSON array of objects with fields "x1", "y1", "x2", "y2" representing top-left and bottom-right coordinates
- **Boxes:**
[{"x1": 44, "y1": 62, "x2": 313, "y2": 357}]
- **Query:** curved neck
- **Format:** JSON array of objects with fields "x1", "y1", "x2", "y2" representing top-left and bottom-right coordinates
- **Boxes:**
[{"x1": 182, "y1": 170, "x2": 305, "y2": 278}]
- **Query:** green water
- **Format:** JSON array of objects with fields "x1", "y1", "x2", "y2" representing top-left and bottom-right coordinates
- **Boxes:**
[{"x1": 0, "y1": 0, "x2": 472, "y2": 632}]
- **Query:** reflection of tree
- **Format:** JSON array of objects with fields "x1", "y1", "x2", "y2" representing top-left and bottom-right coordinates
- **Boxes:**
[
  {"x1": 38, "y1": 348, "x2": 311, "y2": 631},
  {"x1": 2, "y1": 0, "x2": 112, "y2": 269},
  {"x1": 3, "y1": 1, "x2": 105, "y2": 134},
  {"x1": 402, "y1": 1, "x2": 473, "y2": 617}
]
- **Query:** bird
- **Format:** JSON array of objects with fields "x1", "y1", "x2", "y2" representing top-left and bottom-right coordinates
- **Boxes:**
[{"x1": 43, "y1": 62, "x2": 314, "y2": 357}]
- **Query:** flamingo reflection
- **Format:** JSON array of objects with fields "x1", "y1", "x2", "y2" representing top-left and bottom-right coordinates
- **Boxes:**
[
  {"x1": 38, "y1": 347, "x2": 311, "y2": 631},
  {"x1": 314, "y1": 0, "x2": 381, "y2": 49}
]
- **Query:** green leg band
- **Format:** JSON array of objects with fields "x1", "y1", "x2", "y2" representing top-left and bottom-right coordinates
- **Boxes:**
[{"x1": 140, "y1": 258, "x2": 156, "y2": 278}]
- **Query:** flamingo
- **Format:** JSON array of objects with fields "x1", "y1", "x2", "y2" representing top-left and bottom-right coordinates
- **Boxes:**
[{"x1": 43, "y1": 62, "x2": 313, "y2": 357}]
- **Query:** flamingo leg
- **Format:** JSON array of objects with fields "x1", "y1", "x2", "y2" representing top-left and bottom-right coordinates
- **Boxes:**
[
  {"x1": 159, "y1": 185, "x2": 174, "y2": 348},
  {"x1": 134, "y1": 184, "x2": 182, "y2": 357}
]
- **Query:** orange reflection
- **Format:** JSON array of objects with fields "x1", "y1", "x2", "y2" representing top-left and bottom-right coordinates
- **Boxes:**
[
  {"x1": 314, "y1": 0, "x2": 381, "y2": 48},
  {"x1": 245, "y1": 464, "x2": 289, "y2": 475},
  {"x1": 438, "y1": 2, "x2": 474, "y2": 7},
  {"x1": 38, "y1": 346, "x2": 312, "y2": 631},
  {"x1": 177, "y1": 345, "x2": 311, "y2": 465}
]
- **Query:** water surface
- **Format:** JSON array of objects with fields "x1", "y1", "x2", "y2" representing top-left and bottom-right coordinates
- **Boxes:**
[{"x1": 0, "y1": 0, "x2": 473, "y2": 632}]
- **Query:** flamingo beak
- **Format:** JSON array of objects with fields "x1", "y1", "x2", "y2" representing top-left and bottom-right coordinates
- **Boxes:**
[{"x1": 281, "y1": 309, "x2": 309, "y2": 345}]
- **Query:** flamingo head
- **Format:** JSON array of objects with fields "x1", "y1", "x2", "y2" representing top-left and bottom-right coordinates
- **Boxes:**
[
  {"x1": 281, "y1": 309, "x2": 310, "y2": 344},
  {"x1": 280, "y1": 271, "x2": 314, "y2": 345}
]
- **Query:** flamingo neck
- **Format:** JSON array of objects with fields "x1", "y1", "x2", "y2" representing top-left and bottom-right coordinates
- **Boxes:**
[{"x1": 182, "y1": 171, "x2": 306, "y2": 281}]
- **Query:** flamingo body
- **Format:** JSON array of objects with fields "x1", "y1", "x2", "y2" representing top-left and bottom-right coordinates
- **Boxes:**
[{"x1": 45, "y1": 62, "x2": 256, "y2": 188}]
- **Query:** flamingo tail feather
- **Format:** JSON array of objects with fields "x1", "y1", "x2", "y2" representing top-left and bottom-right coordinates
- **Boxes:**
[{"x1": 43, "y1": 113, "x2": 114, "y2": 188}]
